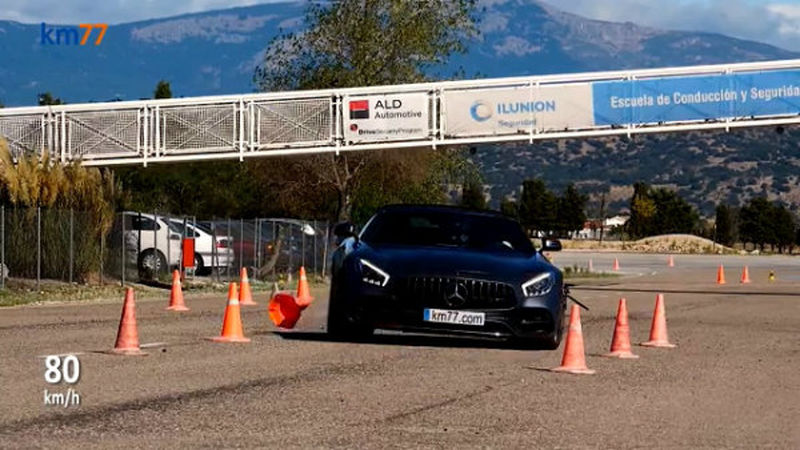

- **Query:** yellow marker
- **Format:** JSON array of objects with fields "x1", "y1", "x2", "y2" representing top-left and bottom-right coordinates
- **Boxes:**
[{"x1": 768, "y1": 270, "x2": 776, "y2": 282}]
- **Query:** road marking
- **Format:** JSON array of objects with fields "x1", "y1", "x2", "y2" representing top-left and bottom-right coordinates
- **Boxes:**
[{"x1": 140, "y1": 342, "x2": 168, "y2": 348}]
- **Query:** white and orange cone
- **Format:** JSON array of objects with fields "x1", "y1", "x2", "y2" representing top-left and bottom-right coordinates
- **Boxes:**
[
  {"x1": 640, "y1": 294, "x2": 676, "y2": 348},
  {"x1": 550, "y1": 305, "x2": 595, "y2": 375},
  {"x1": 604, "y1": 298, "x2": 639, "y2": 359},
  {"x1": 208, "y1": 283, "x2": 250, "y2": 343},
  {"x1": 110, "y1": 288, "x2": 147, "y2": 356}
]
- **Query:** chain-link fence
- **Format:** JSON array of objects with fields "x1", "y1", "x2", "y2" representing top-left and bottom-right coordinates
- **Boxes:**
[{"x1": 0, "y1": 207, "x2": 331, "y2": 288}]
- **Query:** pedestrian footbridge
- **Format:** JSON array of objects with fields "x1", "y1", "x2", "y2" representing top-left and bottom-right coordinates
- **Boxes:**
[{"x1": 1, "y1": 59, "x2": 800, "y2": 166}]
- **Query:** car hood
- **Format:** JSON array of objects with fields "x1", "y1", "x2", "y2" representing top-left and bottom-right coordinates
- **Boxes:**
[{"x1": 353, "y1": 243, "x2": 554, "y2": 282}]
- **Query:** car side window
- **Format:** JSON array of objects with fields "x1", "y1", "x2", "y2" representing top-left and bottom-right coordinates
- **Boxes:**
[{"x1": 130, "y1": 216, "x2": 160, "y2": 231}]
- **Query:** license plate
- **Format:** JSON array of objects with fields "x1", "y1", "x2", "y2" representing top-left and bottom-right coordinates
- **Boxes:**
[{"x1": 423, "y1": 308, "x2": 485, "y2": 327}]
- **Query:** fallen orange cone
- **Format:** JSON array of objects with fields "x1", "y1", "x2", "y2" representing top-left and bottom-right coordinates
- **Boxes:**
[
  {"x1": 208, "y1": 283, "x2": 250, "y2": 343},
  {"x1": 551, "y1": 305, "x2": 595, "y2": 375},
  {"x1": 166, "y1": 269, "x2": 189, "y2": 311},
  {"x1": 268, "y1": 292, "x2": 301, "y2": 329},
  {"x1": 740, "y1": 266, "x2": 751, "y2": 284},
  {"x1": 111, "y1": 288, "x2": 147, "y2": 356},
  {"x1": 295, "y1": 266, "x2": 314, "y2": 309},
  {"x1": 604, "y1": 298, "x2": 639, "y2": 359},
  {"x1": 239, "y1": 267, "x2": 257, "y2": 306},
  {"x1": 640, "y1": 294, "x2": 676, "y2": 348},
  {"x1": 716, "y1": 264, "x2": 726, "y2": 285}
]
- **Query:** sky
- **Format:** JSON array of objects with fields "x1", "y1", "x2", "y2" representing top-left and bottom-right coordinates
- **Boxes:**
[{"x1": 2, "y1": 0, "x2": 800, "y2": 51}]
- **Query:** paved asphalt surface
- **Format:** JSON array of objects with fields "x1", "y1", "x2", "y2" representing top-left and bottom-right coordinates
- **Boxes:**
[{"x1": 1, "y1": 251, "x2": 799, "y2": 448}]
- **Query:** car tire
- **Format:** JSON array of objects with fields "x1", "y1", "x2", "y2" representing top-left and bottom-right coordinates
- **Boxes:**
[
  {"x1": 138, "y1": 249, "x2": 167, "y2": 280},
  {"x1": 327, "y1": 278, "x2": 373, "y2": 340},
  {"x1": 194, "y1": 255, "x2": 212, "y2": 276}
]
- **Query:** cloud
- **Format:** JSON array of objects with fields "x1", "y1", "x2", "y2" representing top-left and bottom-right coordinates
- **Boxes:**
[{"x1": 543, "y1": 0, "x2": 800, "y2": 51}]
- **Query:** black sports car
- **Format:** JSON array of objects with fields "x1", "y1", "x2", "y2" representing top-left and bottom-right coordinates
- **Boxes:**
[{"x1": 328, "y1": 205, "x2": 566, "y2": 348}]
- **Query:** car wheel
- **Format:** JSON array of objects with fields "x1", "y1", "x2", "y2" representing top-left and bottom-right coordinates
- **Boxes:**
[
  {"x1": 138, "y1": 249, "x2": 167, "y2": 280},
  {"x1": 194, "y1": 255, "x2": 211, "y2": 276},
  {"x1": 327, "y1": 277, "x2": 373, "y2": 340}
]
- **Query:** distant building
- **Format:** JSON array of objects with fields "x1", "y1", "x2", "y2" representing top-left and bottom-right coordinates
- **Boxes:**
[{"x1": 575, "y1": 215, "x2": 629, "y2": 240}]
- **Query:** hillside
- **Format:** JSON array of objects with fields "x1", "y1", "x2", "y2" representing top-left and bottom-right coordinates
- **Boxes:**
[
  {"x1": 0, "y1": 0, "x2": 798, "y2": 106},
  {"x1": 475, "y1": 127, "x2": 800, "y2": 216}
]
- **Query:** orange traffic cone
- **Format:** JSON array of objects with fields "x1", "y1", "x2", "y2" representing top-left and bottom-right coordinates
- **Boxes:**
[
  {"x1": 208, "y1": 283, "x2": 250, "y2": 343},
  {"x1": 604, "y1": 298, "x2": 639, "y2": 359},
  {"x1": 640, "y1": 294, "x2": 676, "y2": 348},
  {"x1": 268, "y1": 292, "x2": 302, "y2": 329},
  {"x1": 295, "y1": 266, "x2": 314, "y2": 309},
  {"x1": 588, "y1": 259, "x2": 593, "y2": 272},
  {"x1": 716, "y1": 265, "x2": 726, "y2": 285},
  {"x1": 166, "y1": 269, "x2": 189, "y2": 311},
  {"x1": 111, "y1": 288, "x2": 146, "y2": 356},
  {"x1": 613, "y1": 258, "x2": 620, "y2": 271},
  {"x1": 550, "y1": 305, "x2": 595, "y2": 375},
  {"x1": 740, "y1": 266, "x2": 751, "y2": 284},
  {"x1": 668, "y1": 255, "x2": 675, "y2": 268},
  {"x1": 239, "y1": 268, "x2": 257, "y2": 306}
]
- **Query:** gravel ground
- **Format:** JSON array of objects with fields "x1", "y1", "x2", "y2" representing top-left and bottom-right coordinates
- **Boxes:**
[{"x1": 1, "y1": 253, "x2": 798, "y2": 448}]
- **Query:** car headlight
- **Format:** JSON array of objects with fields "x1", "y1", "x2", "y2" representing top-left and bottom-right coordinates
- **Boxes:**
[
  {"x1": 522, "y1": 272, "x2": 554, "y2": 297},
  {"x1": 359, "y1": 259, "x2": 390, "y2": 287}
]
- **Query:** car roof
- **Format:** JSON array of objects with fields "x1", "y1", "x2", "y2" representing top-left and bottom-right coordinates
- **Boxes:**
[{"x1": 376, "y1": 204, "x2": 508, "y2": 219}]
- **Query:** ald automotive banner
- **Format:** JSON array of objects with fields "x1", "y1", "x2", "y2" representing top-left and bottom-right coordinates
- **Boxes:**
[
  {"x1": 442, "y1": 84, "x2": 595, "y2": 137},
  {"x1": 592, "y1": 69, "x2": 800, "y2": 125},
  {"x1": 343, "y1": 93, "x2": 429, "y2": 143}
]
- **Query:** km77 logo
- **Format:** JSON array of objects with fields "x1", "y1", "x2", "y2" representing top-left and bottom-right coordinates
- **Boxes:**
[{"x1": 40, "y1": 23, "x2": 108, "y2": 46}]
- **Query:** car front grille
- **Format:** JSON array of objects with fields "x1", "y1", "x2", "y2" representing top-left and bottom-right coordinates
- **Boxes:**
[{"x1": 396, "y1": 276, "x2": 517, "y2": 309}]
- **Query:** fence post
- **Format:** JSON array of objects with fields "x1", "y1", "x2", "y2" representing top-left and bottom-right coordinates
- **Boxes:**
[
  {"x1": 69, "y1": 208, "x2": 74, "y2": 283},
  {"x1": 322, "y1": 221, "x2": 329, "y2": 277},
  {"x1": 1, "y1": 205, "x2": 4, "y2": 290},
  {"x1": 153, "y1": 211, "x2": 159, "y2": 277},
  {"x1": 313, "y1": 220, "x2": 318, "y2": 276},
  {"x1": 37, "y1": 206, "x2": 41, "y2": 291},
  {"x1": 227, "y1": 217, "x2": 232, "y2": 281},
  {"x1": 255, "y1": 218, "x2": 261, "y2": 279},
  {"x1": 166, "y1": 212, "x2": 171, "y2": 275},
  {"x1": 212, "y1": 221, "x2": 219, "y2": 283},
  {"x1": 121, "y1": 212, "x2": 126, "y2": 286},
  {"x1": 239, "y1": 218, "x2": 244, "y2": 275},
  {"x1": 272, "y1": 221, "x2": 276, "y2": 281},
  {"x1": 100, "y1": 232, "x2": 104, "y2": 286},
  {"x1": 301, "y1": 224, "x2": 306, "y2": 268}
]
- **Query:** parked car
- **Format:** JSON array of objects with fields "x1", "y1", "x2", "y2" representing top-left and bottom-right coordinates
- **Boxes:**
[
  {"x1": 328, "y1": 205, "x2": 567, "y2": 348},
  {"x1": 122, "y1": 212, "x2": 182, "y2": 278},
  {"x1": 168, "y1": 220, "x2": 233, "y2": 276}
]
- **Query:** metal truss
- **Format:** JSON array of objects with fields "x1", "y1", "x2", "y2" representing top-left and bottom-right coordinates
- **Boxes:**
[{"x1": 1, "y1": 59, "x2": 800, "y2": 167}]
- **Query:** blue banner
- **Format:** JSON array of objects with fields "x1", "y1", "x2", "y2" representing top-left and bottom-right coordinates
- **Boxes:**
[{"x1": 592, "y1": 69, "x2": 800, "y2": 126}]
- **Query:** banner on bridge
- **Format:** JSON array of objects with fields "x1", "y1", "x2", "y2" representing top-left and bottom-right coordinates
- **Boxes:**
[
  {"x1": 442, "y1": 84, "x2": 595, "y2": 137},
  {"x1": 592, "y1": 69, "x2": 800, "y2": 125},
  {"x1": 343, "y1": 93, "x2": 429, "y2": 143}
]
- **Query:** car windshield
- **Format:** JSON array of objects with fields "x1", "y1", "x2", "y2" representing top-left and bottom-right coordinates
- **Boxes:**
[{"x1": 361, "y1": 209, "x2": 535, "y2": 255}]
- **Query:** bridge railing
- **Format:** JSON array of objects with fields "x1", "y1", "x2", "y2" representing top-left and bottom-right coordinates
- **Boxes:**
[{"x1": 2, "y1": 59, "x2": 800, "y2": 166}]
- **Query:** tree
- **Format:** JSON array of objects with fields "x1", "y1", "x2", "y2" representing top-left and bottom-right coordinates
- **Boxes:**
[
  {"x1": 739, "y1": 197, "x2": 773, "y2": 251},
  {"x1": 519, "y1": 179, "x2": 557, "y2": 235},
  {"x1": 771, "y1": 204, "x2": 796, "y2": 253},
  {"x1": 153, "y1": 80, "x2": 172, "y2": 99},
  {"x1": 650, "y1": 188, "x2": 698, "y2": 235},
  {"x1": 715, "y1": 204, "x2": 735, "y2": 246},
  {"x1": 627, "y1": 182, "x2": 656, "y2": 239},
  {"x1": 460, "y1": 180, "x2": 485, "y2": 210},
  {"x1": 556, "y1": 184, "x2": 587, "y2": 237},
  {"x1": 38, "y1": 92, "x2": 63, "y2": 105},
  {"x1": 499, "y1": 198, "x2": 518, "y2": 219},
  {"x1": 253, "y1": 0, "x2": 479, "y2": 221}
]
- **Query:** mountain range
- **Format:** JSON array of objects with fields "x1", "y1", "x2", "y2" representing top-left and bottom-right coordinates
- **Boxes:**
[{"x1": 0, "y1": 0, "x2": 798, "y2": 215}]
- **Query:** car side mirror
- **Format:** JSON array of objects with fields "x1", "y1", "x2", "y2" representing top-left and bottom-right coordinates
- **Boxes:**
[
  {"x1": 334, "y1": 222, "x2": 357, "y2": 239},
  {"x1": 541, "y1": 238, "x2": 562, "y2": 252}
]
